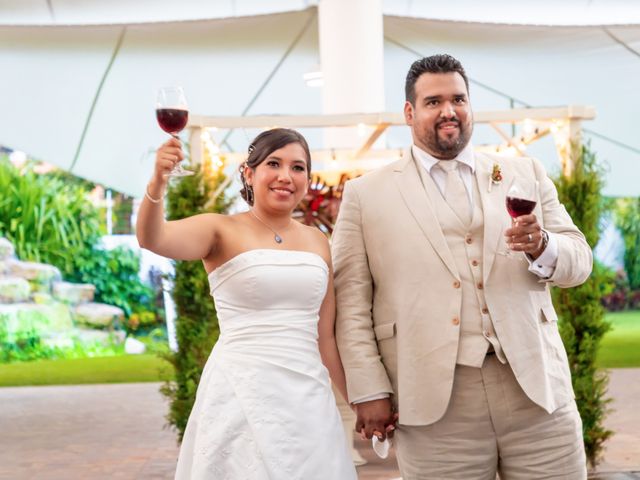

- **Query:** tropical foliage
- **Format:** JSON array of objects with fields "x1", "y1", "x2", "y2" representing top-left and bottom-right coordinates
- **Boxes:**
[
  {"x1": 0, "y1": 156, "x2": 100, "y2": 276},
  {"x1": 160, "y1": 154, "x2": 232, "y2": 440},
  {"x1": 0, "y1": 156, "x2": 160, "y2": 326},
  {"x1": 552, "y1": 142, "x2": 612, "y2": 467}
]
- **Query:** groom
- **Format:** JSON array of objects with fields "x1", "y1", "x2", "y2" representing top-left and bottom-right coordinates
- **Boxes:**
[{"x1": 332, "y1": 54, "x2": 591, "y2": 479}]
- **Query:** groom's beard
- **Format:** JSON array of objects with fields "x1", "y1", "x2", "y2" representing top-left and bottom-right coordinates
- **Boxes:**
[{"x1": 424, "y1": 116, "x2": 473, "y2": 160}]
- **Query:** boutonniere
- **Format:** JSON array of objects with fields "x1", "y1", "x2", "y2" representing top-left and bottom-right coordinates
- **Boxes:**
[{"x1": 488, "y1": 163, "x2": 503, "y2": 192}]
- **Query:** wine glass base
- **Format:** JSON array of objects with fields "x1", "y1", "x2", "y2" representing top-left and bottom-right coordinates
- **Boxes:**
[{"x1": 165, "y1": 168, "x2": 195, "y2": 178}]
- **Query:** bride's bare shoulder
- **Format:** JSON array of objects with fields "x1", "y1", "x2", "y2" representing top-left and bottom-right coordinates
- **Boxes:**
[{"x1": 297, "y1": 223, "x2": 331, "y2": 265}]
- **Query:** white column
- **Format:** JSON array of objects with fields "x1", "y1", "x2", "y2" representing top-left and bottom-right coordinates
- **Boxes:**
[
  {"x1": 318, "y1": 0, "x2": 385, "y2": 465},
  {"x1": 105, "y1": 189, "x2": 113, "y2": 235},
  {"x1": 318, "y1": 0, "x2": 385, "y2": 156}
]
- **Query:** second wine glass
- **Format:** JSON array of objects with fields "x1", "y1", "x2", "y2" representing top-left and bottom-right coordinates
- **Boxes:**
[
  {"x1": 156, "y1": 86, "x2": 194, "y2": 177},
  {"x1": 503, "y1": 177, "x2": 537, "y2": 257}
]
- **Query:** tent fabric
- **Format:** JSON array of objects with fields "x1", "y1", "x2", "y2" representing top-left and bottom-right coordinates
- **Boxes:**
[
  {"x1": 1, "y1": 0, "x2": 638, "y2": 27},
  {"x1": 2, "y1": 5, "x2": 639, "y2": 196},
  {"x1": 0, "y1": 0, "x2": 313, "y2": 26}
]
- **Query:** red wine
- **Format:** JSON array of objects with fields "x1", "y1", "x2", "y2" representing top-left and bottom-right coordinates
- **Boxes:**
[
  {"x1": 506, "y1": 196, "x2": 536, "y2": 218},
  {"x1": 156, "y1": 108, "x2": 188, "y2": 134}
]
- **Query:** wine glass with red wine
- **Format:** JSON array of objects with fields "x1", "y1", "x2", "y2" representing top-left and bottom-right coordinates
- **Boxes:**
[
  {"x1": 156, "y1": 86, "x2": 194, "y2": 177},
  {"x1": 504, "y1": 177, "x2": 537, "y2": 256}
]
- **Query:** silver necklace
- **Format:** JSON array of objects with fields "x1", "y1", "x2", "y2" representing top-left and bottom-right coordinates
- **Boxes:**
[{"x1": 249, "y1": 209, "x2": 289, "y2": 244}]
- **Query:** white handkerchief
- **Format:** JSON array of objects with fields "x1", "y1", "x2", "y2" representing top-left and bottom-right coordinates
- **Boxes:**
[{"x1": 372, "y1": 436, "x2": 391, "y2": 459}]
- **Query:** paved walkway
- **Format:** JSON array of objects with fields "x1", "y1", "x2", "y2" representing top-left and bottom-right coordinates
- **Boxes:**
[{"x1": 0, "y1": 369, "x2": 638, "y2": 480}]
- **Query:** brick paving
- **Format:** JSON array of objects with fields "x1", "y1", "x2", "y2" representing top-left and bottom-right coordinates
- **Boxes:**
[{"x1": 0, "y1": 369, "x2": 638, "y2": 479}]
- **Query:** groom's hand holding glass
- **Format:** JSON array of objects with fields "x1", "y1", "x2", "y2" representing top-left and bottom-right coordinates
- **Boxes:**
[
  {"x1": 504, "y1": 213, "x2": 547, "y2": 259},
  {"x1": 503, "y1": 176, "x2": 547, "y2": 259}
]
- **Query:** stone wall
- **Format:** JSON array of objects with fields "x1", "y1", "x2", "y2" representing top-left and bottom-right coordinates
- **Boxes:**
[{"x1": 0, "y1": 237, "x2": 125, "y2": 347}]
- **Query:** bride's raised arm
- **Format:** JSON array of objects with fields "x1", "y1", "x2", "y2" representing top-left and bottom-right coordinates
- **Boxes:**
[{"x1": 136, "y1": 137, "x2": 220, "y2": 261}]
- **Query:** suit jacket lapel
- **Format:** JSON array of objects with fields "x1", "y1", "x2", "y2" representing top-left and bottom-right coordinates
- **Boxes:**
[
  {"x1": 393, "y1": 148, "x2": 459, "y2": 280},
  {"x1": 475, "y1": 152, "x2": 509, "y2": 283}
]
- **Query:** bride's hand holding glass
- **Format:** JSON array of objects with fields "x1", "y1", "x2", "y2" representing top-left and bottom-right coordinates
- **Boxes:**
[{"x1": 153, "y1": 137, "x2": 185, "y2": 182}]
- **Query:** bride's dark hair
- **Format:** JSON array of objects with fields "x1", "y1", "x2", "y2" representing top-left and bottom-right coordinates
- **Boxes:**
[{"x1": 239, "y1": 128, "x2": 311, "y2": 206}]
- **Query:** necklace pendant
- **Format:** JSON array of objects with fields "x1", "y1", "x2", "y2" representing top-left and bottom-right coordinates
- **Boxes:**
[{"x1": 274, "y1": 234, "x2": 283, "y2": 244}]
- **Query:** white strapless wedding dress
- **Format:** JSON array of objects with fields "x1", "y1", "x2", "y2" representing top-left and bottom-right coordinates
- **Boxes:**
[{"x1": 175, "y1": 249, "x2": 357, "y2": 480}]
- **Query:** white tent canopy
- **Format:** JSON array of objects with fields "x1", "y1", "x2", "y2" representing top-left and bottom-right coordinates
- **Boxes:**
[
  {"x1": 1, "y1": 3, "x2": 639, "y2": 196},
  {"x1": 2, "y1": 0, "x2": 638, "y2": 26}
]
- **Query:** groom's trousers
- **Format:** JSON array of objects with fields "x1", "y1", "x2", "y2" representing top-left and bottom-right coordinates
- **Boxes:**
[{"x1": 394, "y1": 354, "x2": 587, "y2": 480}]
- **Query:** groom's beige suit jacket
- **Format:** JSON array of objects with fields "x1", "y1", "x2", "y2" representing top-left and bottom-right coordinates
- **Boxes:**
[{"x1": 332, "y1": 148, "x2": 592, "y2": 426}]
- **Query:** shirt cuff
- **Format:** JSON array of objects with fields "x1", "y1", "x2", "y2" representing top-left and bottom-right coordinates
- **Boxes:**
[
  {"x1": 527, "y1": 230, "x2": 558, "y2": 278},
  {"x1": 351, "y1": 393, "x2": 390, "y2": 404}
]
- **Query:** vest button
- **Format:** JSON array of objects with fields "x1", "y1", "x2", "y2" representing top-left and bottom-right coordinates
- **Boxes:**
[
  {"x1": 465, "y1": 236, "x2": 473, "y2": 244},
  {"x1": 477, "y1": 282, "x2": 484, "y2": 290},
  {"x1": 453, "y1": 280, "x2": 461, "y2": 288},
  {"x1": 452, "y1": 317, "x2": 460, "y2": 326},
  {"x1": 482, "y1": 307, "x2": 489, "y2": 314},
  {"x1": 471, "y1": 260, "x2": 479, "y2": 266}
]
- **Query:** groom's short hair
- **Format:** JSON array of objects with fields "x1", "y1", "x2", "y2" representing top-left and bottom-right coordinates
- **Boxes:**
[{"x1": 405, "y1": 54, "x2": 469, "y2": 105}]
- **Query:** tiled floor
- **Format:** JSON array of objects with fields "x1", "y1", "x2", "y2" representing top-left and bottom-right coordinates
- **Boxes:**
[{"x1": 1, "y1": 368, "x2": 638, "y2": 479}]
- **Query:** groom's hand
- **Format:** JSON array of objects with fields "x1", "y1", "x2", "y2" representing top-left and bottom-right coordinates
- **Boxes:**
[
  {"x1": 354, "y1": 398, "x2": 395, "y2": 441},
  {"x1": 505, "y1": 213, "x2": 546, "y2": 259}
]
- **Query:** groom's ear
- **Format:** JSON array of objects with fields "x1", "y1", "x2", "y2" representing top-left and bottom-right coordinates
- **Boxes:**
[{"x1": 404, "y1": 101, "x2": 414, "y2": 126}]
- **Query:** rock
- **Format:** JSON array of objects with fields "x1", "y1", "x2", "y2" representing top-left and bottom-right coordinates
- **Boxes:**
[
  {"x1": 124, "y1": 337, "x2": 147, "y2": 355},
  {"x1": 0, "y1": 302, "x2": 74, "y2": 340},
  {"x1": 74, "y1": 303, "x2": 125, "y2": 329},
  {"x1": 41, "y1": 334, "x2": 75, "y2": 349},
  {"x1": 32, "y1": 328, "x2": 126, "y2": 350},
  {"x1": 0, "y1": 237, "x2": 15, "y2": 260},
  {"x1": 0, "y1": 277, "x2": 31, "y2": 303},
  {"x1": 71, "y1": 327, "x2": 126, "y2": 345},
  {"x1": 32, "y1": 292, "x2": 53, "y2": 304},
  {"x1": 6, "y1": 260, "x2": 61, "y2": 292},
  {"x1": 52, "y1": 282, "x2": 96, "y2": 305}
]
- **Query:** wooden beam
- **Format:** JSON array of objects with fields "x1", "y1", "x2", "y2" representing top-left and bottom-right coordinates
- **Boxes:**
[
  {"x1": 489, "y1": 122, "x2": 525, "y2": 156},
  {"x1": 354, "y1": 123, "x2": 390, "y2": 159},
  {"x1": 188, "y1": 106, "x2": 595, "y2": 130}
]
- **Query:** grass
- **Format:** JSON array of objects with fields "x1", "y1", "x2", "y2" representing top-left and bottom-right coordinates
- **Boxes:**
[
  {"x1": 597, "y1": 310, "x2": 640, "y2": 368},
  {"x1": 0, "y1": 354, "x2": 173, "y2": 387},
  {"x1": 0, "y1": 311, "x2": 637, "y2": 388}
]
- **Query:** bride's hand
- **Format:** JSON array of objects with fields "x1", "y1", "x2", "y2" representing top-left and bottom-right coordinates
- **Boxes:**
[{"x1": 153, "y1": 137, "x2": 184, "y2": 183}]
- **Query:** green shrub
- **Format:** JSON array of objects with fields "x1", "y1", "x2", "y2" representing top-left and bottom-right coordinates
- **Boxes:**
[
  {"x1": 0, "y1": 315, "x2": 123, "y2": 364},
  {"x1": 0, "y1": 156, "x2": 161, "y2": 328},
  {"x1": 67, "y1": 245, "x2": 160, "y2": 327},
  {"x1": 613, "y1": 197, "x2": 640, "y2": 290},
  {"x1": 552, "y1": 143, "x2": 612, "y2": 467},
  {"x1": 0, "y1": 322, "x2": 56, "y2": 363},
  {"x1": 0, "y1": 156, "x2": 101, "y2": 276},
  {"x1": 160, "y1": 157, "x2": 231, "y2": 440}
]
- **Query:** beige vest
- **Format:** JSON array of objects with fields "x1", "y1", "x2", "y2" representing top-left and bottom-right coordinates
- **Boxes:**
[{"x1": 418, "y1": 164, "x2": 506, "y2": 367}]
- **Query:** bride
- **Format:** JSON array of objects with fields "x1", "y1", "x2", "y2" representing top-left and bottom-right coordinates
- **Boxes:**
[{"x1": 136, "y1": 128, "x2": 357, "y2": 479}]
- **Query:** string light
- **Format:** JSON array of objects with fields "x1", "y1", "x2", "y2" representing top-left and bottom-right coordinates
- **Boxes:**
[{"x1": 201, "y1": 129, "x2": 225, "y2": 170}]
